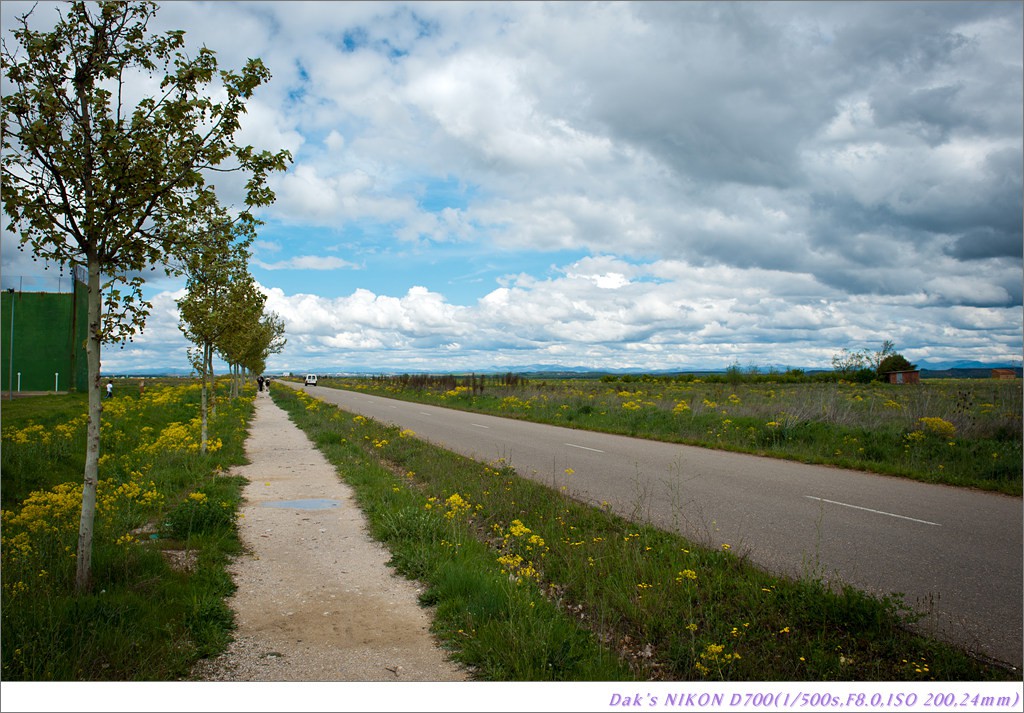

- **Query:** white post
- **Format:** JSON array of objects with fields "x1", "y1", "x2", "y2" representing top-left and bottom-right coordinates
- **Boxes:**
[
  {"x1": 17, "y1": 372, "x2": 20, "y2": 392},
  {"x1": 55, "y1": 372, "x2": 59, "y2": 392}
]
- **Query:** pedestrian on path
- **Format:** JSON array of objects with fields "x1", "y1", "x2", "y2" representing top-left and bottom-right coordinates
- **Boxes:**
[{"x1": 106, "y1": 380, "x2": 113, "y2": 399}]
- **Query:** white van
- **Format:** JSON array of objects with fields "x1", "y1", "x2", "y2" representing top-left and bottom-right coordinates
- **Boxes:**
[{"x1": 304, "y1": 374, "x2": 318, "y2": 386}]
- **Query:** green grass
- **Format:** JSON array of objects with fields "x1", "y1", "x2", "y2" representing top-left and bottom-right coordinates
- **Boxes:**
[
  {"x1": 3, "y1": 377, "x2": 1018, "y2": 682},
  {"x1": 1, "y1": 379, "x2": 251, "y2": 680},
  {"x1": 1, "y1": 392, "x2": 89, "y2": 506},
  {"x1": 271, "y1": 384, "x2": 1019, "y2": 682},
  {"x1": 315, "y1": 375, "x2": 1023, "y2": 495}
]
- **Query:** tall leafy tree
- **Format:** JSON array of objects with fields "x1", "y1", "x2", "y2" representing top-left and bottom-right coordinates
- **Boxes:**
[
  {"x1": 231, "y1": 309, "x2": 287, "y2": 378},
  {"x1": 877, "y1": 352, "x2": 916, "y2": 375},
  {"x1": 214, "y1": 272, "x2": 268, "y2": 399},
  {"x1": 1, "y1": 1, "x2": 291, "y2": 591}
]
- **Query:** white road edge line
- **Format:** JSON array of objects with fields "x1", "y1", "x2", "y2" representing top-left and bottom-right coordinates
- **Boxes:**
[
  {"x1": 805, "y1": 496, "x2": 941, "y2": 526},
  {"x1": 471, "y1": 423, "x2": 490, "y2": 429},
  {"x1": 565, "y1": 443, "x2": 605, "y2": 453},
  {"x1": 419, "y1": 412, "x2": 432, "y2": 416}
]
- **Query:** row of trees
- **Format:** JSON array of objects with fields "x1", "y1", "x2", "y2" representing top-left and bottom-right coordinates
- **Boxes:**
[
  {"x1": 2, "y1": 1, "x2": 290, "y2": 590},
  {"x1": 177, "y1": 199, "x2": 286, "y2": 454}
]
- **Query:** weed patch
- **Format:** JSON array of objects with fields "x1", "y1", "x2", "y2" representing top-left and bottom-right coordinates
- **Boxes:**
[{"x1": 1, "y1": 380, "x2": 251, "y2": 680}]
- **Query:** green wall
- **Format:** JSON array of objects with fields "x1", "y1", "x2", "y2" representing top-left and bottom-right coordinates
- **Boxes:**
[{"x1": 0, "y1": 281, "x2": 88, "y2": 393}]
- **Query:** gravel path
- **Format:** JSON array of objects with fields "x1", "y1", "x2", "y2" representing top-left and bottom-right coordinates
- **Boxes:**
[{"x1": 191, "y1": 390, "x2": 471, "y2": 682}]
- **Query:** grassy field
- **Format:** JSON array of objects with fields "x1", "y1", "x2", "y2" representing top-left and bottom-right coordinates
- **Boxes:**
[
  {"x1": 1, "y1": 380, "x2": 251, "y2": 680},
  {"x1": 2, "y1": 377, "x2": 1019, "y2": 682},
  {"x1": 315, "y1": 374, "x2": 1023, "y2": 495},
  {"x1": 266, "y1": 383, "x2": 1017, "y2": 681}
]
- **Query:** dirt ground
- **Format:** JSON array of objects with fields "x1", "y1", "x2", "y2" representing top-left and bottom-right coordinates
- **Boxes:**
[{"x1": 190, "y1": 390, "x2": 472, "y2": 683}]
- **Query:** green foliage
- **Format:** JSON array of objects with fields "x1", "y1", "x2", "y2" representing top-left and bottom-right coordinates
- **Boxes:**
[
  {"x1": 1, "y1": 0, "x2": 290, "y2": 341},
  {"x1": 878, "y1": 353, "x2": 916, "y2": 375},
  {"x1": 1, "y1": 0, "x2": 289, "y2": 589},
  {"x1": 1, "y1": 396, "x2": 88, "y2": 506}
]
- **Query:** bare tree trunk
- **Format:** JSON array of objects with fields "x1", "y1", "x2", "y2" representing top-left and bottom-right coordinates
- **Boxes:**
[
  {"x1": 208, "y1": 343, "x2": 217, "y2": 418},
  {"x1": 200, "y1": 341, "x2": 210, "y2": 454},
  {"x1": 75, "y1": 256, "x2": 102, "y2": 592}
]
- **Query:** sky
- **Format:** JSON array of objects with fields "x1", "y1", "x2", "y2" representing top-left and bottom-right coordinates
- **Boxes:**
[{"x1": 1, "y1": 0, "x2": 1022, "y2": 375}]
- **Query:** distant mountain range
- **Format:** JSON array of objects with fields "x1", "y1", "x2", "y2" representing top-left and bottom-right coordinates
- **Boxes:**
[
  {"x1": 113, "y1": 359, "x2": 1022, "y2": 379},
  {"x1": 317, "y1": 359, "x2": 1022, "y2": 376}
]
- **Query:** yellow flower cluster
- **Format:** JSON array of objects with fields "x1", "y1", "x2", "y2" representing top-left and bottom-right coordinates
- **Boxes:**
[
  {"x1": 2, "y1": 482, "x2": 84, "y2": 542},
  {"x1": 493, "y1": 518, "x2": 548, "y2": 585},
  {"x1": 443, "y1": 493, "x2": 472, "y2": 520},
  {"x1": 97, "y1": 475, "x2": 163, "y2": 513},
  {"x1": 694, "y1": 642, "x2": 741, "y2": 676},
  {"x1": 140, "y1": 417, "x2": 220, "y2": 456},
  {"x1": 902, "y1": 656, "x2": 932, "y2": 677},
  {"x1": 142, "y1": 383, "x2": 200, "y2": 407},
  {"x1": 496, "y1": 553, "x2": 539, "y2": 583},
  {"x1": 499, "y1": 395, "x2": 532, "y2": 410},
  {"x1": 3, "y1": 423, "x2": 51, "y2": 445},
  {"x1": 142, "y1": 421, "x2": 199, "y2": 455},
  {"x1": 672, "y1": 400, "x2": 690, "y2": 413},
  {"x1": 2, "y1": 471, "x2": 162, "y2": 580},
  {"x1": 53, "y1": 414, "x2": 88, "y2": 440},
  {"x1": 918, "y1": 417, "x2": 956, "y2": 439}
]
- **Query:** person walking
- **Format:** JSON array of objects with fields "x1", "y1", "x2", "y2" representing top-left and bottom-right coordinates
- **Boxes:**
[
  {"x1": 257, "y1": 375, "x2": 265, "y2": 392},
  {"x1": 106, "y1": 380, "x2": 113, "y2": 399}
]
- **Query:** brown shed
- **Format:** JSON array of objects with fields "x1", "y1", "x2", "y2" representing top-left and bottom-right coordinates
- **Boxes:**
[
  {"x1": 992, "y1": 369, "x2": 1017, "y2": 379},
  {"x1": 884, "y1": 369, "x2": 920, "y2": 385}
]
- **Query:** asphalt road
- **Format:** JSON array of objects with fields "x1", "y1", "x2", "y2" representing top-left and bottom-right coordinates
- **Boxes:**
[{"x1": 285, "y1": 381, "x2": 1023, "y2": 669}]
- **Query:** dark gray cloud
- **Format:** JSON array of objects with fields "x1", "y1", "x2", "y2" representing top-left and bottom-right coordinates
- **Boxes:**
[
  {"x1": 871, "y1": 84, "x2": 975, "y2": 145},
  {"x1": 947, "y1": 227, "x2": 1022, "y2": 262}
]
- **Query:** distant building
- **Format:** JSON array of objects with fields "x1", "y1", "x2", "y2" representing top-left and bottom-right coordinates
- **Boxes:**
[
  {"x1": 884, "y1": 369, "x2": 920, "y2": 385},
  {"x1": 991, "y1": 368, "x2": 1018, "y2": 379}
]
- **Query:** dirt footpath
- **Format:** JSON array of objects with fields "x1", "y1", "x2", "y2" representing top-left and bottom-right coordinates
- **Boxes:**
[{"x1": 191, "y1": 390, "x2": 471, "y2": 682}]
